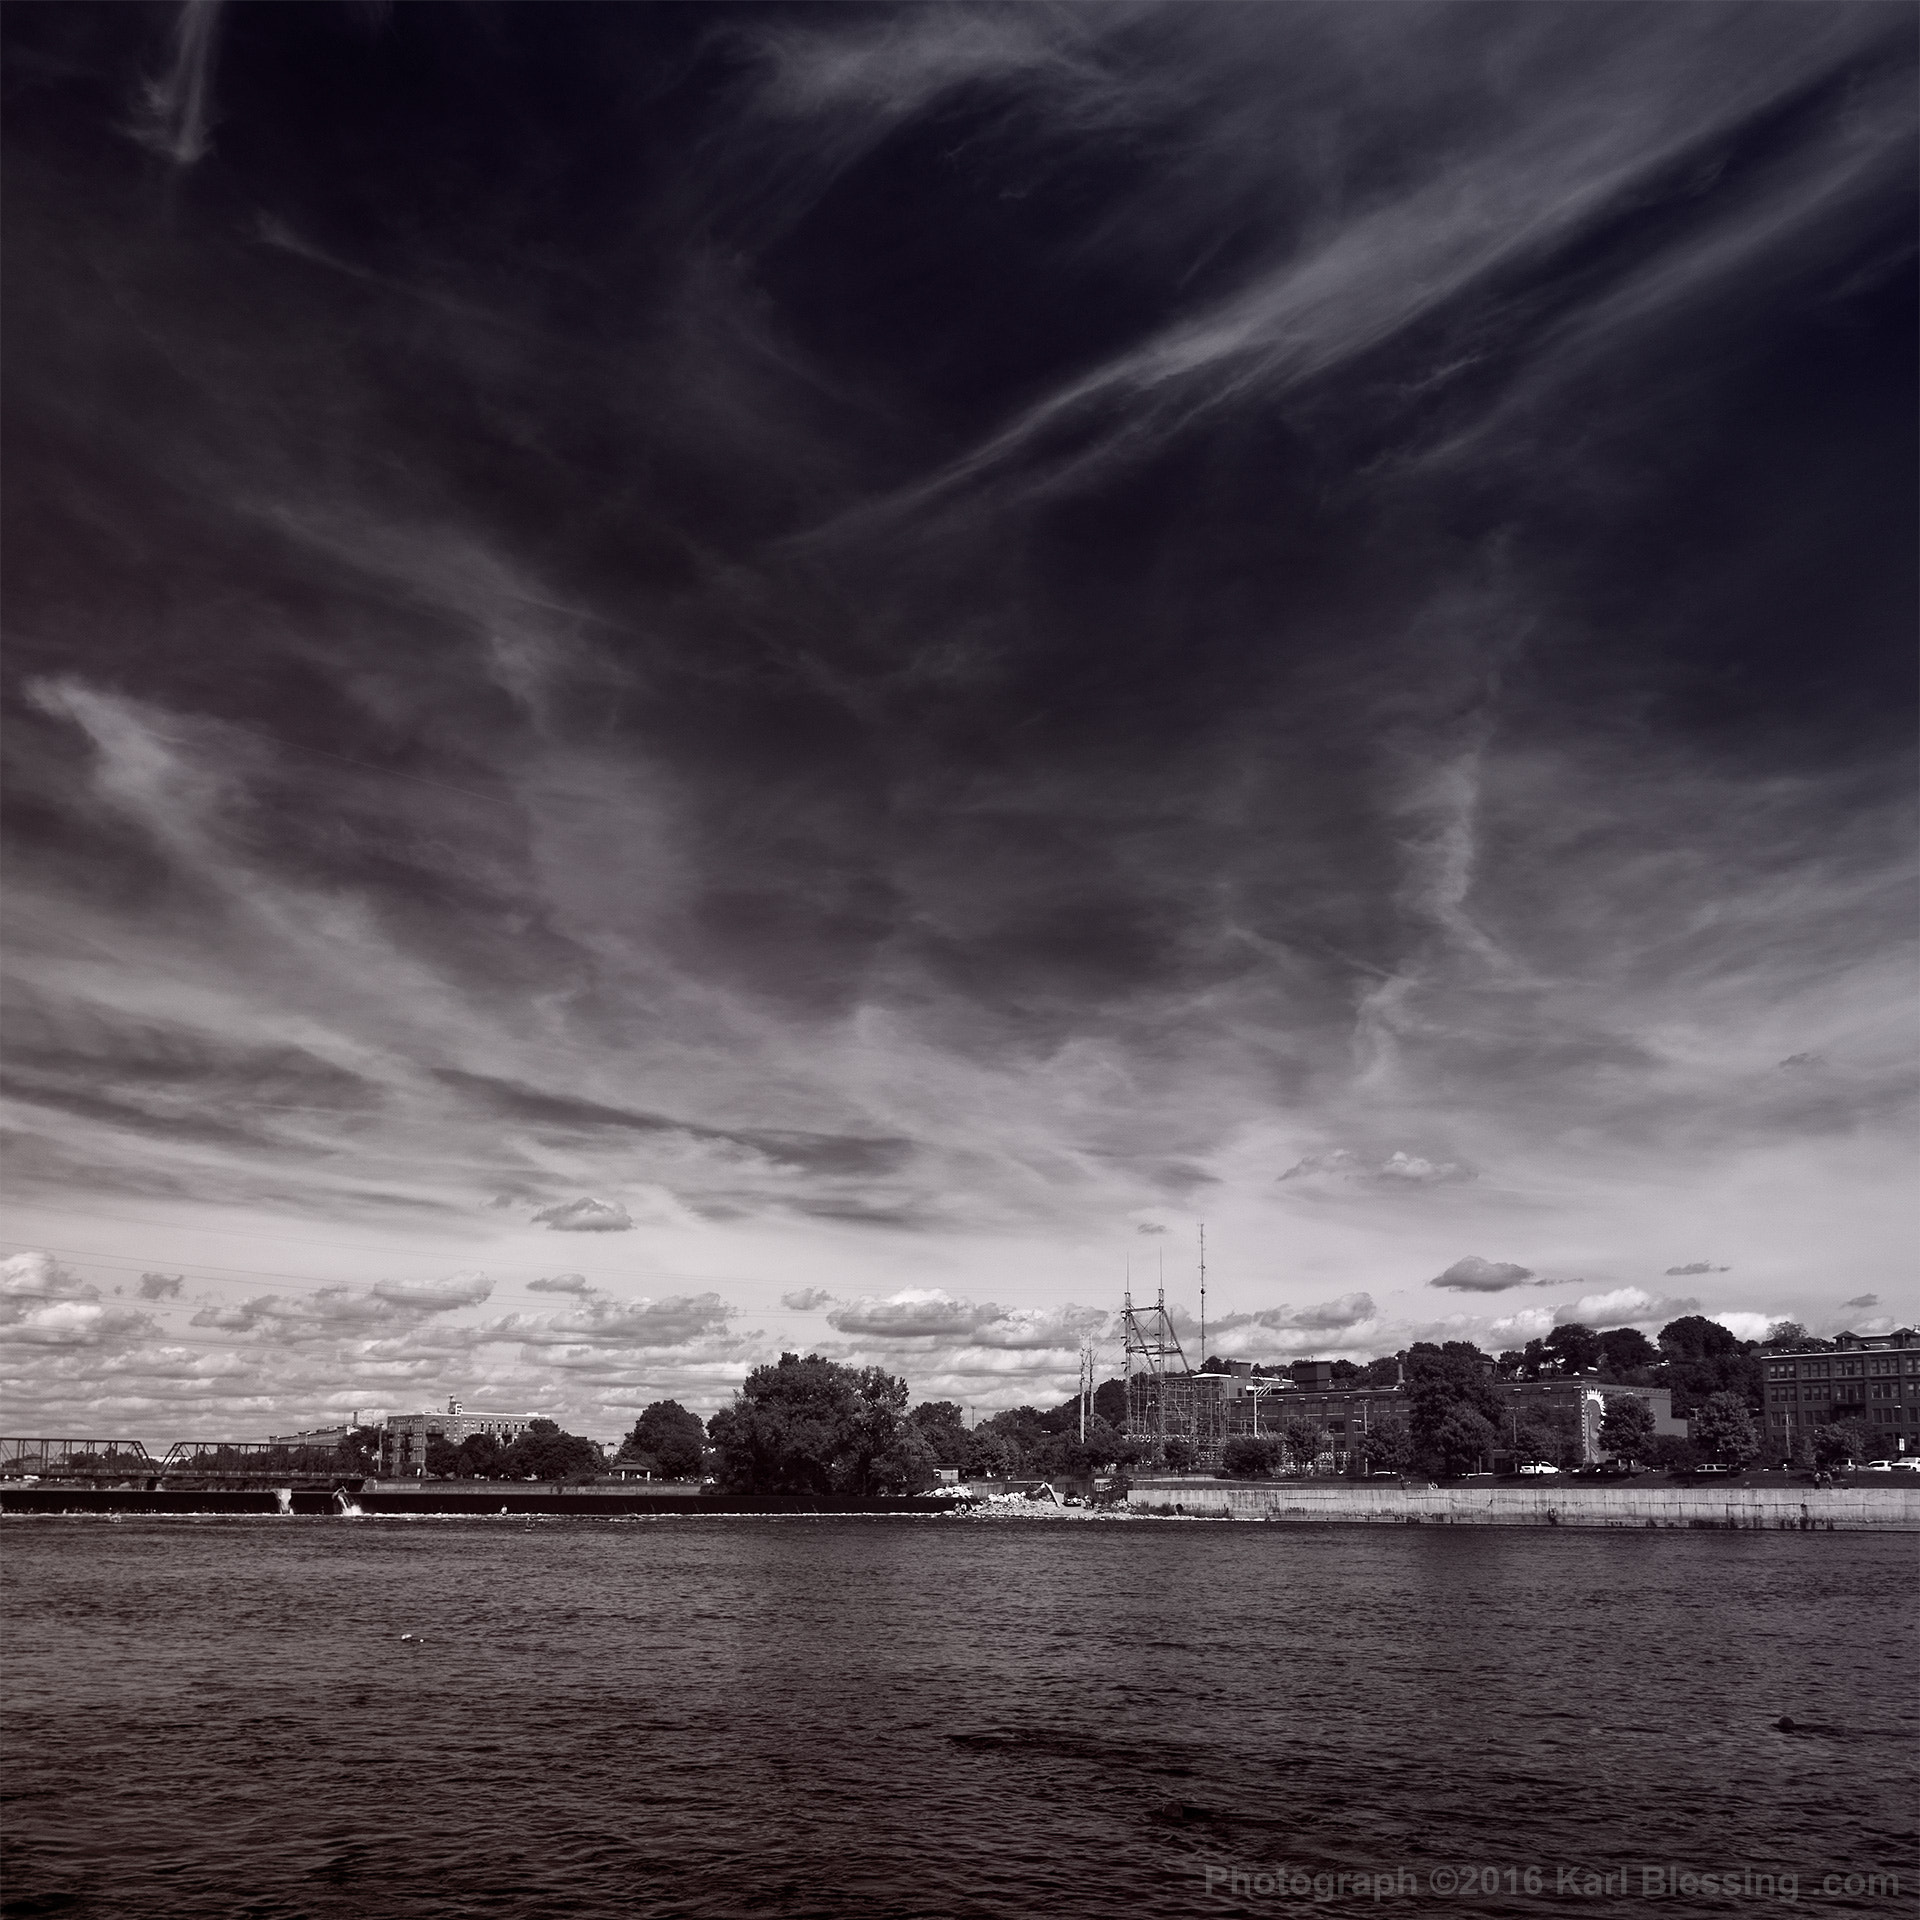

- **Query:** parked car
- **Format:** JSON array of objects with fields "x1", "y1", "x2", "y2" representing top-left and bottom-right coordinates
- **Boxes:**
[
  {"x1": 1859, "y1": 1460, "x2": 1897, "y2": 1474},
  {"x1": 1691, "y1": 1463, "x2": 1734, "y2": 1474},
  {"x1": 1890, "y1": 1459, "x2": 1920, "y2": 1474},
  {"x1": 1517, "y1": 1462, "x2": 1562, "y2": 1476}
]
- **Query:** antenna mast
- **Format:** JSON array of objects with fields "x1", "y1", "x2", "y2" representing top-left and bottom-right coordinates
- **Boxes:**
[{"x1": 1199, "y1": 1221, "x2": 1207, "y2": 1368}]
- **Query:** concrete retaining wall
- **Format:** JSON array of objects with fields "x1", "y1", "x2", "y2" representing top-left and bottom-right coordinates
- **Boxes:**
[{"x1": 1125, "y1": 1480, "x2": 1920, "y2": 1530}]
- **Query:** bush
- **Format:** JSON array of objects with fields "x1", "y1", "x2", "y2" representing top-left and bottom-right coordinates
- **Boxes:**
[
  {"x1": 1222, "y1": 1435, "x2": 1283, "y2": 1478},
  {"x1": 1644, "y1": 1435, "x2": 1701, "y2": 1472}
]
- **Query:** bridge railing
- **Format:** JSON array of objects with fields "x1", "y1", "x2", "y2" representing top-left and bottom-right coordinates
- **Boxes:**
[
  {"x1": 157, "y1": 1440, "x2": 366, "y2": 1485},
  {"x1": 0, "y1": 1438, "x2": 157, "y2": 1481},
  {"x1": 3, "y1": 1436, "x2": 370, "y2": 1487}
]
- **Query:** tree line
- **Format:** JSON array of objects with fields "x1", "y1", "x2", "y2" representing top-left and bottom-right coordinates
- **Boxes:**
[{"x1": 407, "y1": 1312, "x2": 1903, "y2": 1492}]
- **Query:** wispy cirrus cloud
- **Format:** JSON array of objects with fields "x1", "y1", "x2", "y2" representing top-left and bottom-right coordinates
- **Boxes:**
[{"x1": 2, "y1": 3, "x2": 1909, "y2": 1437}]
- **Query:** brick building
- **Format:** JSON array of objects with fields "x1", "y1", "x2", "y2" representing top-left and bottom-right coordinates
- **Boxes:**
[
  {"x1": 380, "y1": 1399, "x2": 533, "y2": 1477},
  {"x1": 1759, "y1": 1334, "x2": 1919, "y2": 1459},
  {"x1": 1134, "y1": 1362, "x2": 1683, "y2": 1472}
]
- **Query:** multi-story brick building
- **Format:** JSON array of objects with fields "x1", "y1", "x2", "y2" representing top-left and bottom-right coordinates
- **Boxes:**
[
  {"x1": 1759, "y1": 1334, "x2": 1919, "y2": 1459},
  {"x1": 379, "y1": 1399, "x2": 534, "y2": 1477},
  {"x1": 1137, "y1": 1362, "x2": 1683, "y2": 1472}
]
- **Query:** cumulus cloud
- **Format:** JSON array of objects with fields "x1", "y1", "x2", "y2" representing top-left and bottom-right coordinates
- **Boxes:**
[
  {"x1": 0, "y1": 1251, "x2": 156, "y2": 1351},
  {"x1": 532, "y1": 1197, "x2": 634, "y2": 1233},
  {"x1": 1664, "y1": 1262, "x2": 1730, "y2": 1276},
  {"x1": 780, "y1": 1286, "x2": 837, "y2": 1311},
  {"x1": 1373, "y1": 1153, "x2": 1471, "y2": 1186},
  {"x1": 1710, "y1": 1312, "x2": 1777, "y2": 1343},
  {"x1": 1553, "y1": 1288, "x2": 1699, "y2": 1328},
  {"x1": 1210, "y1": 1293, "x2": 1378, "y2": 1336},
  {"x1": 828, "y1": 1289, "x2": 1007, "y2": 1341},
  {"x1": 527, "y1": 1272, "x2": 596, "y2": 1296},
  {"x1": 1, "y1": 1252, "x2": 99, "y2": 1306},
  {"x1": 826, "y1": 1289, "x2": 1105, "y2": 1352},
  {"x1": 485, "y1": 1293, "x2": 735, "y2": 1351},
  {"x1": 137, "y1": 1271, "x2": 185, "y2": 1300},
  {"x1": 371, "y1": 1272, "x2": 493, "y2": 1311},
  {"x1": 187, "y1": 1272, "x2": 492, "y2": 1340},
  {"x1": 1281, "y1": 1149, "x2": 1473, "y2": 1188},
  {"x1": 1429, "y1": 1255, "x2": 1535, "y2": 1293},
  {"x1": 1487, "y1": 1307, "x2": 1556, "y2": 1344}
]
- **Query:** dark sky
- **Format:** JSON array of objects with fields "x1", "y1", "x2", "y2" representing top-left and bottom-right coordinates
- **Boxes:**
[{"x1": 2, "y1": 2, "x2": 1914, "y2": 1436}]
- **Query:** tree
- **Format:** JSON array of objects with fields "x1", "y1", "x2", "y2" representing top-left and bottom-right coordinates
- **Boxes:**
[
  {"x1": 1162, "y1": 1436, "x2": 1197, "y2": 1473},
  {"x1": 619, "y1": 1400, "x2": 706, "y2": 1479},
  {"x1": 1092, "y1": 1378, "x2": 1129, "y2": 1428},
  {"x1": 1597, "y1": 1328, "x2": 1658, "y2": 1378},
  {"x1": 1222, "y1": 1435, "x2": 1282, "y2": 1478},
  {"x1": 867, "y1": 1415, "x2": 940, "y2": 1495},
  {"x1": 425, "y1": 1435, "x2": 461, "y2": 1478},
  {"x1": 1280, "y1": 1416, "x2": 1328, "y2": 1476},
  {"x1": 504, "y1": 1418, "x2": 602, "y2": 1482},
  {"x1": 1598, "y1": 1394, "x2": 1656, "y2": 1466},
  {"x1": 1657, "y1": 1315, "x2": 1762, "y2": 1418},
  {"x1": 1510, "y1": 1416, "x2": 1560, "y2": 1470},
  {"x1": 1691, "y1": 1391, "x2": 1759, "y2": 1469},
  {"x1": 1543, "y1": 1324, "x2": 1603, "y2": 1376},
  {"x1": 706, "y1": 1352, "x2": 931, "y2": 1497},
  {"x1": 1358, "y1": 1410, "x2": 1412, "y2": 1475},
  {"x1": 1761, "y1": 1321, "x2": 1826, "y2": 1352},
  {"x1": 1430, "y1": 1406, "x2": 1498, "y2": 1477},
  {"x1": 1405, "y1": 1342, "x2": 1501, "y2": 1471},
  {"x1": 1811, "y1": 1420, "x2": 1872, "y2": 1470},
  {"x1": 907, "y1": 1400, "x2": 971, "y2": 1467},
  {"x1": 456, "y1": 1432, "x2": 504, "y2": 1479},
  {"x1": 960, "y1": 1426, "x2": 1016, "y2": 1480},
  {"x1": 1659, "y1": 1314, "x2": 1743, "y2": 1363},
  {"x1": 1645, "y1": 1435, "x2": 1701, "y2": 1472}
]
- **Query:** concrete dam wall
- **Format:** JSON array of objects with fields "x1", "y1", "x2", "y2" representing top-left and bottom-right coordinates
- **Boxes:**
[{"x1": 1126, "y1": 1480, "x2": 1920, "y2": 1530}]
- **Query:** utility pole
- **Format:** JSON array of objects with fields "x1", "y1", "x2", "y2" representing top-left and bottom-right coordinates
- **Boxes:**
[{"x1": 1199, "y1": 1221, "x2": 1207, "y2": 1369}]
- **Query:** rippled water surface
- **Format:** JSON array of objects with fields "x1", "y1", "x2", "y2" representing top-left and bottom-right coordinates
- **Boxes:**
[{"x1": 3, "y1": 1518, "x2": 1914, "y2": 1918}]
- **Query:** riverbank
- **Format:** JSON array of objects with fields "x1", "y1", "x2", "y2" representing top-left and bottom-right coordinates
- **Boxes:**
[
  {"x1": 0, "y1": 1486, "x2": 966, "y2": 1518},
  {"x1": 1125, "y1": 1478, "x2": 1920, "y2": 1529}
]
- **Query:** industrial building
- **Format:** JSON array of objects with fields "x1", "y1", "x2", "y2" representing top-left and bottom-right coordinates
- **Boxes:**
[
  {"x1": 1759, "y1": 1334, "x2": 1919, "y2": 1458},
  {"x1": 1120, "y1": 1289, "x2": 1684, "y2": 1472}
]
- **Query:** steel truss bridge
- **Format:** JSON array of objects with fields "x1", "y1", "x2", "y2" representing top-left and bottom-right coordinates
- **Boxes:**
[{"x1": 1, "y1": 1437, "x2": 367, "y2": 1490}]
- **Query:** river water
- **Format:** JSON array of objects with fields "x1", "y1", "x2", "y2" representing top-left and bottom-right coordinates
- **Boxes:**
[{"x1": 2, "y1": 1517, "x2": 1913, "y2": 1919}]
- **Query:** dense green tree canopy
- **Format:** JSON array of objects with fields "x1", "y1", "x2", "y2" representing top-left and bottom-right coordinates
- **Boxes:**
[
  {"x1": 425, "y1": 1418, "x2": 600, "y2": 1481},
  {"x1": 1404, "y1": 1342, "x2": 1501, "y2": 1472},
  {"x1": 620, "y1": 1400, "x2": 706, "y2": 1479},
  {"x1": 1358, "y1": 1410, "x2": 1412, "y2": 1475},
  {"x1": 908, "y1": 1400, "x2": 970, "y2": 1466},
  {"x1": 1429, "y1": 1406, "x2": 1499, "y2": 1477},
  {"x1": 1598, "y1": 1393, "x2": 1656, "y2": 1464},
  {"x1": 706, "y1": 1353, "x2": 933, "y2": 1497},
  {"x1": 1597, "y1": 1328, "x2": 1659, "y2": 1377},
  {"x1": 1691, "y1": 1391, "x2": 1759, "y2": 1468}
]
